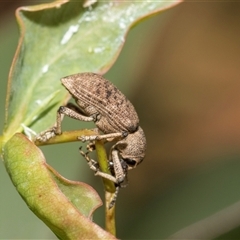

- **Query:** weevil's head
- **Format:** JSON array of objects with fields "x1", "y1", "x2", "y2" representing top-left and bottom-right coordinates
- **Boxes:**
[{"x1": 114, "y1": 126, "x2": 146, "y2": 170}]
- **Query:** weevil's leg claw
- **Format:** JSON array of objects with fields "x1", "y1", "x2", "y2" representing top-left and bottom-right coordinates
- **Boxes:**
[
  {"x1": 35, "y1": 127, "x2": 57, "y2": 142},
  {"x1": 87, "y1": 142, "x2": 96, "y2": 152}
]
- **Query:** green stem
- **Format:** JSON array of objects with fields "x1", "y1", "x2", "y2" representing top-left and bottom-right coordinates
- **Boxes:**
[
  {"x1": 95, "y1": 140, "x2": 116, "y2": 236},
  {"x1": 0, "y1": 135, "x2": 4, "y2": 155},
  {"x1": 34, "y1": 129, "x2": 95, "y2": 146}
]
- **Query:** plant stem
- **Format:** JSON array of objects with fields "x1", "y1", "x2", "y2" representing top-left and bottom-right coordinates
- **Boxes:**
[
  {"x1": 95, "y1": 140, "x2": 116, "y2": 236},
  {"x1": 105, "y1": 191, "x2": 116, "y2": 236},
  {"x1": 34, "y1": 129, "x2": 95, "y2": 146}
]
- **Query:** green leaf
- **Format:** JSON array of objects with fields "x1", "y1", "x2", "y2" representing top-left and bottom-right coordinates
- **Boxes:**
[
  {"x1": 3, "y1": 0, "x2": 182, "y2": 143},
  {"x1": 1, "y1": 1, "x2": 182, "y2": 237},
  {"x1": 46, "y1": 164, "x2": 101, "y2": 218},
  {"x1": 3, "y1": 133, "x2": 115, "y2": 239}
]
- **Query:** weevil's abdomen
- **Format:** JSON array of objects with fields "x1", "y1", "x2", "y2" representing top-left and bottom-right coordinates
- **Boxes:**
[{"x1": 61, "y1": 73, "x2": 139, "y2": 134}]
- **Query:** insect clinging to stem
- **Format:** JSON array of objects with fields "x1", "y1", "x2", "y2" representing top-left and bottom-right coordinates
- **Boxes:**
[{"x1": 36, "y1": 72, "x2": 147, "y2": 208}]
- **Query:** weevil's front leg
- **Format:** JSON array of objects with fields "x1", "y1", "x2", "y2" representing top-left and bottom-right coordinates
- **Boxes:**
[
  {"x1": 94, "y1": 171, "x2": 118, "y2": 183},
  {"x1": 79, "y1": 147, "x2": 118, "y2": 182},
  {"x1": 36, "y1": 103, "x2": 96, "y2": 142},
  {"x1": 107, "y1": 150, "x2": 129, "y2": 209},
  {"x1": 108, "y1": 186, "x2": 120, "y2": 209},
  {"x1": 79, "y1": 131, "x2": 128, "y2": 142},
  {"x1": 95, "y1": 154, "x2": 128, "y2": 209},
  {"x1": 80, "y1": 142, "x2": 128, "y2": 209},
  {"x1": 81, "y1": 148, "x2": 127, "y2": 185},
  {"x1": 80, "y1": 142, "x2": 128, "y2": 186},
  {"x1": 79, "y1": 147, "x2": 100, "y2": 172},
  {"x1": 111, "y1": 149, "x2": 127, "y2": 184}
]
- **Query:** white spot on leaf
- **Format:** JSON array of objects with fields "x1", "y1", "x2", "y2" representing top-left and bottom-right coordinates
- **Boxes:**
[
  {"x1": 93, "y1": 47, "x2": 105, "y2": 53},
  {"x1": 42, "y1": 64, "x2": 49, "y2": 73},
  {"x1": 61, "y1": 25, "x2": 79, "y2": 45}
]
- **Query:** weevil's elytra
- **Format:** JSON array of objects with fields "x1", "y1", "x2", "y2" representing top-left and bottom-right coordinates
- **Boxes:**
[
  {"x1": 61, "y1": 73, "x2": 139, "y2": 134},
  {"x1": 37, "y1": 72, "x2": 146, "y2": 208}
]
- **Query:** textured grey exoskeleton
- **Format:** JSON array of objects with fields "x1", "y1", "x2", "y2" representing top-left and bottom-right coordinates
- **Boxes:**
[{"x1": 36, "y1": 72, "x2": 146, "y2": 208}]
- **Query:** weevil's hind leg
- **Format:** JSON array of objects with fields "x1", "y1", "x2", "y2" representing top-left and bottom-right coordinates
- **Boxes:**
[
  {"x1": 57, "y1": 105, "x2": 95, "y2": 129},
  {"x1": 35, "y1": 126, "x2": 57, "y2": 142},
  {"x1": 65, "y1": 102, "x2": 87, "y2": 116},
  {"x1": 36, "y1": 103, "x2": 95, "y2": 142}
]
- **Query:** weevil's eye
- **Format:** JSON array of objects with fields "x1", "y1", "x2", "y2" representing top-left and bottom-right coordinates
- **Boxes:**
[{"x1": 124, "y1": 158, "x2": 137, "y2": 168}]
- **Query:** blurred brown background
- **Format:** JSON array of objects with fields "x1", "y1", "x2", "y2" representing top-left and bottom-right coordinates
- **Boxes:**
[
  {"x1": 1, "y1": 1, "x2": 240, "y2": 239},
  {"x1": 131, "y1": 1, "x2": 240, "y2": 196}
]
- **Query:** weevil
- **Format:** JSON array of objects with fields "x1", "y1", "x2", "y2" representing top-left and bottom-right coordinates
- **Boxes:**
[{"x1": 36, "y1": 72, "x2": 146, "y2": 208}]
